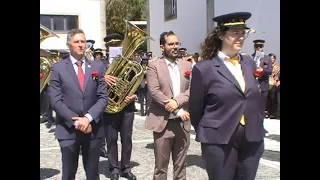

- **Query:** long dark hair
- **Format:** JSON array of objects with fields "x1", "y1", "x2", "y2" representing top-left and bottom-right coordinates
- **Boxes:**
[{"x1": 200, "y1": 26, "x2": 229, "y2": 60}]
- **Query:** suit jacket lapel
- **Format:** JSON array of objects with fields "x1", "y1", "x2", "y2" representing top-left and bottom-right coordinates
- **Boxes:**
[
  {"x1": 160, "y1": 59, "x2": 173, "y2": 96},
  {"x1": 214, "y1": 56, "x2": 243, "y2": 94},
  {"x1": 240, "y1": 55, "x2": 253, "y2": 94},
  {"x1": 83, "y1": 59, "x2": 92, "y2": 93},
  {"x1": 66, "y1": 58, "x2": 82, "y2": 91}
]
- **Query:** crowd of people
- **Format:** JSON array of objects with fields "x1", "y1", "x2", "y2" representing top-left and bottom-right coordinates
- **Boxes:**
[{"x1": 40, "y1": 11, "x2": 280, "y2": 180}]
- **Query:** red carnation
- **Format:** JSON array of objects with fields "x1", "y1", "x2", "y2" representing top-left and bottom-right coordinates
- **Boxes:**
[
  {"x1": 184, "y1": 70, "x2": 191, "y2": 77},
  {"x1": 40, "y1": 73, "x2": 43, "y2": 79},
  {"x1": 264, "y1": 60, "x2": 268, "y2": 65},
  {"x1": 91, "y1": 72, "x2": 99, "y2": 80},
  {"x1": 253, "y1": 71, "x2": 263, "y2": 79}
]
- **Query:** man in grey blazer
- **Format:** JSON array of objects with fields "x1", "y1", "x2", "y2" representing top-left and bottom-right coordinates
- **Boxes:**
[
  {"x1": 145, "y1": 31, "x2": 192, "y2": 180},
  {"x1": 49, "y1": 29, "x2": 108, "y2": 180}
]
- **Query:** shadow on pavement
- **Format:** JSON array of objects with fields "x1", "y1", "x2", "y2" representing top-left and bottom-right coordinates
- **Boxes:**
[
  {"x1": 266, "y1": 134, "x2": 280, "y2": 142},
  {"x1": 40, "y1": 168, "x2": 60, "y2": 179},
  {"x1": 186, "y1": 154, "x2": 205, "y2": 169},
  {"x1": 99, "y1": 160, "x2": 140, "y2": 178},
  {"x1": 262, "y1": 149, "x2": 280, "y2": 162}
]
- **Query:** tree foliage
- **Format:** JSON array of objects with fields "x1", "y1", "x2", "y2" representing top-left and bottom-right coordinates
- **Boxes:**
[{"x1": 105, "y1": 0, "x2": 147, "y2": 33}]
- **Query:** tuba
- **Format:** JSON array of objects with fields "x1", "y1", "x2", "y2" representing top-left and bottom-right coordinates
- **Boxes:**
[
  {"x1": 85, "y1": 42, "x2": 94, "y2": 61},
  {"x1": 40, "y1": 24, "x2": 59, "y2": 93},
  {"x1": 105, "y1": 20, "x2": 154, "y2": 113}
]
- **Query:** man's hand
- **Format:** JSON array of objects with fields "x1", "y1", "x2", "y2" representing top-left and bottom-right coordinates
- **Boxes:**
[
  {"x1": 75, "y1": 124, "x2": 92, "y2": 134},
  {"x1": 276, "y1": 81, "x2": 280, "y2": 87},
  {"x1": 124, "y1": 94, "x2": 137, "y2": 103},
  {"x1": 72, "y1": 116, "x2": 90, "y2": 132},
  {"x1": 164, "y1": 99, "x2": 178, "y2": 112},
  {"x1": 179, "y1": 111, "x2": 190, "y2": 121},
  {"x1": 256, "y1": 66, "x2": 264, "y2": 72},
  {"x1": 104, "y1": 75, "x2": 117, "y2": 86}
]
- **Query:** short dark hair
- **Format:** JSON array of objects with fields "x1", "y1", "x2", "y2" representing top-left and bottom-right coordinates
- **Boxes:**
[
  {"x1": 268, "y1": 53, "x2": 276, "y2": 59},
  {"x1": 159, "y1": 31, "x2": 175, "y2": 46}
]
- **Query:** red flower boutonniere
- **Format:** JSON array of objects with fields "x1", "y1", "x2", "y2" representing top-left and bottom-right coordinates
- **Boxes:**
[
  {"x1": 40, "y1": 73, "x2": 43, "y2": 79},
  {"x1": 253, "y1": 71, "x2": 263, "y2": 80},
  {"x1": 91, "y1": 72, "x2": 99, "y2": 80},
  {"x1": 184, "y1": 70, "x2": 191, "y2": 77},
  {"x1": 263, "y1": 60, "x2": 268, "y2": 65}
]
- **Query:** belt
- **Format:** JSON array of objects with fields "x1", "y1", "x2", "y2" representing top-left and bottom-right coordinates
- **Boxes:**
[{"x1": 169, "y1": 117, "x2": 182, "y2": 121}]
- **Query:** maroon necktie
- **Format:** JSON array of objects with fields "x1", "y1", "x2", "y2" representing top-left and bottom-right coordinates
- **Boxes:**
[{"x1": 76, "y1": 61, "x2": 84, "y2": 91}]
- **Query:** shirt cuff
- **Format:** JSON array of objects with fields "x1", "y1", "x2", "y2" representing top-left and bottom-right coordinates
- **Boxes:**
[
  {"x1": 85, "y1": 113, "x2": 94, "y2": 122},
  {"x1": 176, "y1": 108, "x2": 184, "y2": 116}
]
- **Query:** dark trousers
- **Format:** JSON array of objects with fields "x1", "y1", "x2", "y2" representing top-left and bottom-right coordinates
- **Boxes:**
[
  {"x1": 138, "y1": 88, "x2": 148, "y2": 116},
  {"x1": 266, "y1": 86, "x2": 278, "y2": 117},
  {"x1": 59, "y1": 136, "x2": 102, "y2": 180},
  {"x1": 102, "y1": 110, "x2": 134, "y2": 174},
  {"x1": 40, "y1": 86, "x2": 54, "y2": 122},
  {"x1": 261, "y1": 91, "x2": 268, "y2": 117},
  {"x1": 201, "y1": 125, "x2": 264, "y2": 180}
]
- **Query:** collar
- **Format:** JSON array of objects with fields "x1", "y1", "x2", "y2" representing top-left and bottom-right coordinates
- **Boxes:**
[
  {"x1": 164, "y1": 58, "x2": 177, "y2": 66},
  {"x1": 70, "y1": 55, "x2": 85, "y2": 64},
  {"x1": 218, "y1": 51, "x2": 240, "y2": 61}
]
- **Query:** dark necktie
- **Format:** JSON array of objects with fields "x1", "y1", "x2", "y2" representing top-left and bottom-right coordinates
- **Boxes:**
[{"x1": 76, "y1": 61, "x2": 84, "y2": 91}]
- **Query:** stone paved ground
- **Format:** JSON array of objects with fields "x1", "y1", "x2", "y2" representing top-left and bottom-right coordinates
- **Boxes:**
[{"x1": 40, "y1": 105, "x2": 280, "y2": 180}]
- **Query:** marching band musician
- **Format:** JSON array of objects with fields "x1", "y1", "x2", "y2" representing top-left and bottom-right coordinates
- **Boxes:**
[
  {"x1": 40, "y1": 49, "x2": 59, "y2": 129},
  {"x1": 93, "y1": 48, "x2": 104, "y2": 61},
  {"x1": 189, "y1": 12, "x2": 265, "y2": 180},
  {"x1": 137, "y1": 56, "x2": 149, "y2": 116},
  {"x1": 251, "y1": 39, "x2": 272, "y2": 134},
  {"x1": 102, "y1": 33, "x2": 123, "y2": 68},
  {"x1": 102, "y1": 33, "x2": 137, "y2": 180}
]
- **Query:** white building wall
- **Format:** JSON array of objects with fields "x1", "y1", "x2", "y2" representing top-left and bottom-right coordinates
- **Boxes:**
[
  {"x1": 40, "y1": 0, "x2": 106, "y2": 50},
  {"x1": 148, "y1": 0, "x2": 207, "y2": 57},
  {"x1": 149, "y1": 0, "x2": 280, "y2": 63}
]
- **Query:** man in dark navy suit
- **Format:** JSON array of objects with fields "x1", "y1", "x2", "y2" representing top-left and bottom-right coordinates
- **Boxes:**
[
  {"x1": 49, "y1": 29, "x2": 108, "y2": 180},
  {"x1": 251, "y1": 40, "x2": 272, "y2": 112},
  {"x1": 189, "y1": 12, "x2": 265, "y2": 180}
]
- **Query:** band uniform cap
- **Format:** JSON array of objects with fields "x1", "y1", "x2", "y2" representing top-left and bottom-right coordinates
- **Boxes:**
[
  {"x1": 58, "y1": 50, "x2": 69, "y2": 55},
  {"x1": 141, "y1": 56, "x2": 149, "y2": 61},
  {"x1": 253, "y1": 39, "x2": 265, "y2": 45},
  {"x1": 94, "y1": 48, "x2": 103, "y2": 53},
  {"x1": 86, "y1": 39, "x2": 95, "y2": 44},
  {"x1": 49, "y1": 49, "x2": 59, "y2": 55},
  {"x1": 179, "y1": 48, "x2": 187, "y2": 52},
  {"x1": 212, "y1": 12, "x2": 251, "y2": 29},
  {"x1": 146, "y1": 51, "x2": 152, "y2": 56},
  {"x1": 137, "y1": 50, "x2": 144, "y2": 54},
  {"x1": 103, "y1": 33, "x2": 123, "y2": 43}
]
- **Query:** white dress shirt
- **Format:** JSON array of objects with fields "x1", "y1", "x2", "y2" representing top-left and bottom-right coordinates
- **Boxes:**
[{"x1": 164, "y1": 59, "x2": 184, "y2": 118}]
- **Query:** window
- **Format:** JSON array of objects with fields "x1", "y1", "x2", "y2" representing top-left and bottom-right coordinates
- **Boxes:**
[
  {"x1": 164, "y1": 0, "x2": 177, "y2": 21},
  {"x1": 40, "y1": 14, "x2": 79, "y2": 32}
]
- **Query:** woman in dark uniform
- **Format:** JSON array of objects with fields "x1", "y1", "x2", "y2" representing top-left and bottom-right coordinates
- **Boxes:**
[{"x1": 189, "y1": 12, "x2": 265, "y2": 180}]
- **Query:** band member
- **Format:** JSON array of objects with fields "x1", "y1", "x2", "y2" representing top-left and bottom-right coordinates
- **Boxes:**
[
  {"x1": 94, "y1": 48, "x2": 104, "y2": 61},
  {"x1": 178, "y1": 47, "x2": 187, "y2": 58},
  {"x1": 49, "y1": 29, "x2": 108, "y2": 180},
  {"x1": 146, "y1": 51, "x2": 153, "y2": 60},
  {"x1": 138, "y1": 56, "x2": 149, "y2": 116},
  {"x1": 189, "y1": 12, "x2": 265, "y2": 180},
  {"x1": 102, "y1": 33, "x2": 123, "y2": 68},
  {"x1": 146, "y1": 31, "x2": 192, "y2": 180},
  {"x1": 103, "y1": 33, "x2": 138, "y2": 180},
  {"x1": 251, "y1": 39, "x2": 272, "y2": 114},
  {"x1": 40, "y1": 49, "x2": 59, "y2": 128}
]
